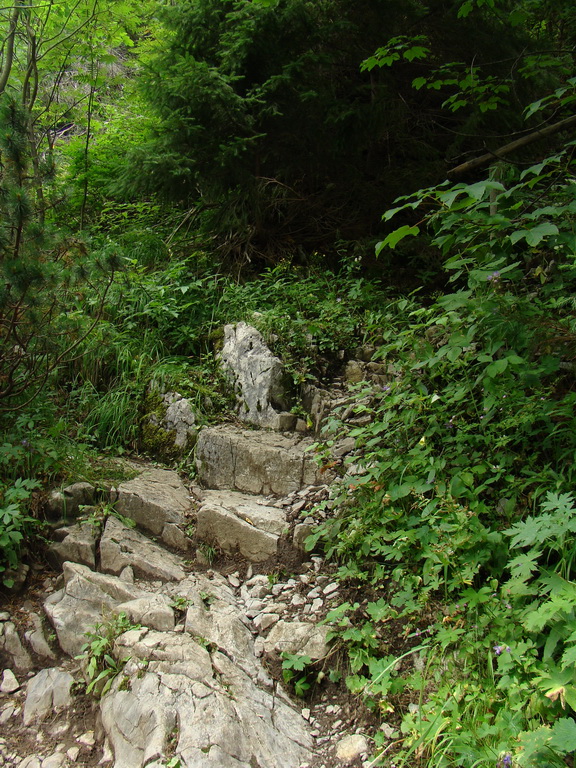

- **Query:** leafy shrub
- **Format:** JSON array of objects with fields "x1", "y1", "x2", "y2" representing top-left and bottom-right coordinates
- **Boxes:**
[
  {"x1": 76, "y1": 611, "x2": 140, "y2": 697},
  {"x1": 0, "y1": 478, "x2": 39, "y2": 587},
  {"x1": 309, "y1": 144, "x2": 576, "y2": 766}
]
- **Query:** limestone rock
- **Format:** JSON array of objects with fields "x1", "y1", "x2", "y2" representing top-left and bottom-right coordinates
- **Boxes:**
[
  {"x1": 117, "y1": 595, "x2": 175, "y2": 632},
  {"x1": 219, "y1": 321, "x2": 293, "y2": 430},
  {"x1": 143, "y1": 390, "x2": 198, "y2": 459},
  {"x1": 344, "y1": 360, "x2": 365, "y2": 384},
  {"x1": 262, "y1": 621, "x2": 330, "y2": 659},
  {"x1": 44, "y1": 562, "x2": 148, "y2": 656},
  {"x1": 293, "y1": 523, "x2": 314, "y2": 551},
  {"x1": 24, "y1": 612, "x2": 57, "y2": 660},
  {"x1": 0, "y1": 669, "x2": 19, "y2": 693},
  {"x1": 48, "y1": 520, "x2": 97, "y2": 569},
  {"x1": 184, "y1": 597, "x2": 258, "y2": 678},
  {"x1": 23, "y1": 668, "x2": 74, "y2": 725},
  {"x1": 195, "y1": 425, "x2": 325, "y2": 496},
  {"x1": 114, "y1": 468, "x2": 191, "y2": 543},
  {"x1": 18, "y1": 757, "x2": 41, "y2": 768},
  {"x1": 335, "y1": 734, "x2": 369, "y2": 763},
  {"x1": 196, "y1": 490, "x2": 287, "y2": 562},
  {"x1": 102, "y1": 630, "x2": 312, "y2": 768},
  {"x1": 0, "y1": 620, "x2": 33, "y2": 671},
  {"x1": 100, "y1": 517, "x2": 186, "y2": 582},
  {"x1": 41, "y1": 755, "x2": 66, "y2": 768},
  {"x1": 46, "y1": 482, "x2": 96, "y2": 519}
]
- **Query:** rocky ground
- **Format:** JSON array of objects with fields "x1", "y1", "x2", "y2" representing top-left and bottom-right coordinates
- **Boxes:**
[
  {"x1": 0, "y1": 450, "x2": 384, "y2": 768},
  {"x1": 0, "y1": 323, "x2": 394, "y2": 768}
]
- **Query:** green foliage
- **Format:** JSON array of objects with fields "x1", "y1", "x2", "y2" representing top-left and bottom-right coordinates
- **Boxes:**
[
  {"x1": 281, "y1": 652, "x2": 313, "y2": 698},
  {"x1": 76, "y1": 611, "x2": 140, "y2": 698},
  {"x1": 81, "y1": 502, "x2": 137, "y2": 536},
  {"x1": 310, "y1": 139, "x2": 576, "y2": 765},
  {"x1": 0, "y1": 477, "x2": 39, "y2": 587},
  {"x1": 117, "y1": 0, "x2": 534, "y2": 263}
]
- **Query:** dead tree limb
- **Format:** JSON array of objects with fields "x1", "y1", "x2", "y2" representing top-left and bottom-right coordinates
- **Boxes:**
[{"x1": 448, "y1": 114, "x2": 576, "y2": 178}]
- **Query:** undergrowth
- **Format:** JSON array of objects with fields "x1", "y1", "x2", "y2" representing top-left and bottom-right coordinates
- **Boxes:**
[{"x1": 308, "y1": 144, "x2": 576, "y2": 767}]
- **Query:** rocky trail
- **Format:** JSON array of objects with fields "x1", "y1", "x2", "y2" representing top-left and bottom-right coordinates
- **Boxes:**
[{"x1": 0, "y1": 323, "x2": 390, "y2": 768}]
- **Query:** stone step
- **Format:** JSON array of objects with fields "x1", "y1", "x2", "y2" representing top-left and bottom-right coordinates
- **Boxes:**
[
  {"x1": 196, "y1": 490, "x2": 287, "y2": 562},
  {"x1": 195, "y1": 424, "x2": 326, "y2": 496},
  {"x1": 114, "y1": 467, "x2": 192, "y2": 550}
]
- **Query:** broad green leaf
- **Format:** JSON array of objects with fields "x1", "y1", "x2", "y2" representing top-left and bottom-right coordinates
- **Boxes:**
[
  {"x1": 366, "y1": 598, "x2": 390, "y2": 622},
  {"x1": 485, "y1": 358, "x2": 508, "y2": 377},
  {"x1": 404, "y1": 46, "x2": 429, "y2": 62},
  {"x1": 525, "y1": 222, "x2": 559, "y2": 247},
  {"x1": 561, "y1": 646, "x2": 576, "y2": 670},
  {"x1": 376, "y1": 225, "x2": 420, "y2": 253},
  {"x1": 507, "y1": 550, "x2": 541, "y2": 582},
  {"x1": 550, "y1": 718, "x2": 576, "y2": 752}
]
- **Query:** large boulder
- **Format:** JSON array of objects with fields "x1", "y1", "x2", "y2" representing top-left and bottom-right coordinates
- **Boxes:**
[
  {"x1": 195, "y1": 425, "x2": 325, "y2": 496},
  {"x1": 219, "y1": 322, "x2": 295, "y2": 430},
  {"x1": 46, "y1": 482, "x2": 96, "y2": 520},
  {"x1": 48, "y1": 520, "x2": 97, "y2": 569}
]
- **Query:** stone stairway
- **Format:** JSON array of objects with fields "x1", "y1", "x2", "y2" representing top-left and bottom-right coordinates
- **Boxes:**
[
  {"x1": 0, "y1": 323, "x2": 376, "y2": 768},
  {"x1": 0, "y1": 430, "x2": 369, "y2": 768}
]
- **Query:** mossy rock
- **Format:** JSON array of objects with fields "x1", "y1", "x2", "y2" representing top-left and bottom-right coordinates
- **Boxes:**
[{"x1": 140, "y1": 389, "x2": 197, "y2": 462}]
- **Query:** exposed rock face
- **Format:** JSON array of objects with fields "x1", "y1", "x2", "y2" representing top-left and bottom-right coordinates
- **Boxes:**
[
  {"x1": 219, "y1": 322, "x2": 294, "y2": 430},
  {"x1": 114, "y1": 468, "x2": 191, "y2": 546},
  {"x1": 1, "y1": 347, "x2": 388, "y2": 768},
  {"x1": 195, "y1": 425, "x2": 324, "y2": 496},
  {"x1": 260, "y1": 620, "x2": 330, "y2": 659},
  {"x1": 0, "y1": 617, "x2": 33, "y2": 671},
  {"x1": 102, "y1": 627, "x2": 312, "y2": 768},
  {"x1": 48, "y1": 520, "x2": 97, "y2": 569},
  {"x1": 24, "y1": 612, "x2": 57, "y2": 661},
  {"x1": 100, "y1": 517, "x2": 187, "y2": 582},
  {"x1": 196, "y1": 490, "x2": 286, "y2": 562}
]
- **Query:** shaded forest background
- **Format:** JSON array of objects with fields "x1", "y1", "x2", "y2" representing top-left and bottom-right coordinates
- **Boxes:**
[{"x1": 1, "y1": 0, "x2": 576, "y2": 765}]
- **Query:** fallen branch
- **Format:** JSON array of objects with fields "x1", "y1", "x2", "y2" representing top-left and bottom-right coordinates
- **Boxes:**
[{"x1": 448, "y1": 114, "x2": 576, "y2": 177}]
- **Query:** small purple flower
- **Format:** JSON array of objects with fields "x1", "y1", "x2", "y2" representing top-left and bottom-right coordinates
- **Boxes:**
[
  {"x1": 493, "y1": 645, "x2": 503, "y2": 655},
  {"x1": 502, "y1": 754, "x2": 512, "y2": 768},
  {"x1": 487, "y1": 271, "x2": 501, "y2": 282}
]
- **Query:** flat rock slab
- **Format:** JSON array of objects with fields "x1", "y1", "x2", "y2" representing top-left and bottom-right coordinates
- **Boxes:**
[
  {"x1": 101, "y1": 517, "x2": 187, "y2": 582},
  {"x1": 115, "y1": 468, "x2": 191, "y2": 543},
  {"x1": 102, "y1": 628, "x2": 312, "y2": 768},
  {"x1": 195, "y1": 425, "x2": 325, "y2": 496},
  {"x1": 196, "y1": 491, "x2": 287, "y2": 562}
]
